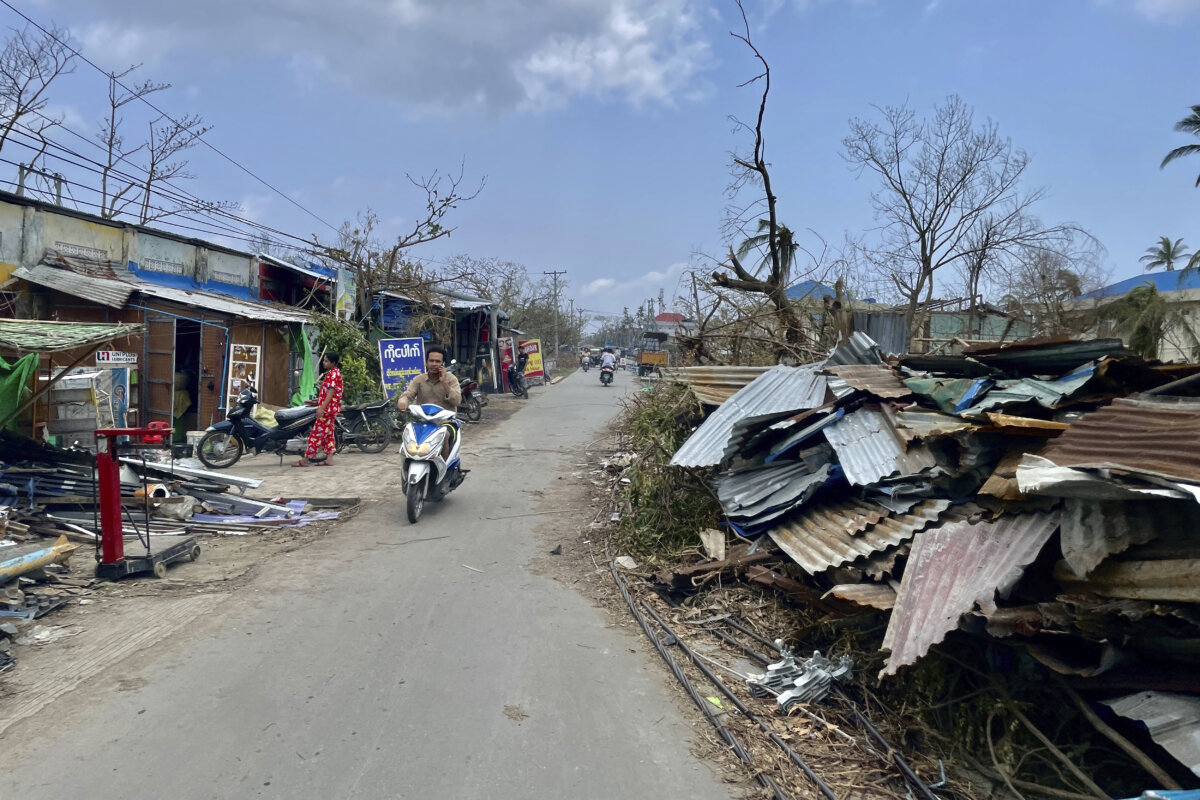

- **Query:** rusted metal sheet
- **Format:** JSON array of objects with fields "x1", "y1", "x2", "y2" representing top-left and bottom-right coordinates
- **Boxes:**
[
  {"x1": 983, "y1": 412, "x2": 1068, "y2": 431},
  {"x1": 824, "y1": 583, "x2": 898, "y2": 610},
  {"x1": 137, "y1": 284, "x2": 309, "y2": 323},
  {"x1": 881, "y1": 510, "x2": 1061, "y2": 676},
  {"x1": 883, "y1": 407, "x2": 978, "y2": 443},
  {"x1": 671, "y1": 364, "x2": 827, "y2": 468},
  {"x1": 1103, "y1": 691, "x2": 1200, "y2": 778},
  {"x1": 767, "y1": 499, "x2": 949, "y2": 575},
  {"x1": 1040, "y1": 397, "x2": 1200, "y2": 484},
  {"x1": 823, "y1": 364, "x2": 911, "y2": 399},
  {"x1": 660, "y1": 366, "x2": 771, "y2": 405},
  {"x1": 1059, "y1": 499, "x2": 1199, "y2": 578},
  {"x1": 824, "y1": 407, "x2": 938, "y2": 486},
  {"x1": 1054, "y1": 558, "x2": 1200, "y2": 602},
  {"x1": 715, "y1": 461, "x2": 830, "y2": 524}
]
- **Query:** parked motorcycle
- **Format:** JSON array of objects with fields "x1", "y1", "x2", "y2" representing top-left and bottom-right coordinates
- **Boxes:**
[
  {"x1": 400, "y1": 404, "x2": 467, "y2": 523},
  {"x1": 197, "y1": 386, "x2": 317, "y2": 469},
  {"x1": 334, "y1": 397, "x2": 392, "y2": 453},
  {"x1": 449, "y1": 360, "x2": 484, "y2": 422},
  {"x1": 600, "y1": 365, "x2": 615, "y2": 386},
  {"x1": 507, "y1": 353, "x2": 529, "y2": 399}
]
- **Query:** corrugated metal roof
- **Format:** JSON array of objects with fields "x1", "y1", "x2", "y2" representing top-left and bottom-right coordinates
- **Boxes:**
[
  {"x1": 956, "y1": 365, "x2": 1096, "y2": 418},
  {"x1": 824, "y1": 407, "x2": 939, "y2": 486},
  {"x1": 12, "y1": 264, "x2": 136, "y2": 309},
  {"x1": 1040, "y1": 397, "x2": 1200, "y2": 484},
  {"x1": 661, "y1": 366, "x2": 772, "y2": 406},
  {"x1": 671, "y1": 364, "x2": 827, "y2": 468},
  {"x1": 0, "y1": 319, "x2": 142, "y2": 353},
  {"x1": 966, "y1": 337, "x2": 1127, "y2": 375},
  {"x1": 768, "y1": 498, "x2": 950, "y2": 575},
  {"x1": 137, "y1": 284, "x2": 309, "y2": 323},
  {"x1": 851, "y1": 311, "x2": 908, "y2": 357},
  {"x1": 1053, "y1": 556, "x2": 1200, "y2": 602},
  {"x1": 823, "y1": 364, "x2": 911, "y2": 398},
  {"x1": 1102, "y1": 691, "x2": 1200, "y2": 778},
  {"x1": 825, "y1": 331, "x2": 886, "y2": 366},
  {"x1": 881, "y1": 510, "x2": 1061, "y2": 676}
]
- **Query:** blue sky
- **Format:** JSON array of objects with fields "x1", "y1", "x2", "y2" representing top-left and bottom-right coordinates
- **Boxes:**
[{"x1": 8, "y1": 0, "x2": 1200, "y2": 319}]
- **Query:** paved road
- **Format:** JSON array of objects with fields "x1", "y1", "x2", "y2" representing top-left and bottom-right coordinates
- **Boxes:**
[{"x1": 1, "y1": 367, "x2": 732, "y2": 800}]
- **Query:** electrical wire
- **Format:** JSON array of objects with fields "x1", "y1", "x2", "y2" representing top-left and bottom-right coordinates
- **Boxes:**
[{"x1": 0, "y1": 0, "x2": 340, "y2": 234}]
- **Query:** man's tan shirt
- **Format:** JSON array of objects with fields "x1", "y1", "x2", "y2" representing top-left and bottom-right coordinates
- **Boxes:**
[{"x1": 399, "y1": 372, "x2": 462, "y2": 410}]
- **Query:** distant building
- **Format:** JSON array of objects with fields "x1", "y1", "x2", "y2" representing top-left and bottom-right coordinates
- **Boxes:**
[{"x1": 1069, "y1": 270, "x2": 1200, "y2": 362}]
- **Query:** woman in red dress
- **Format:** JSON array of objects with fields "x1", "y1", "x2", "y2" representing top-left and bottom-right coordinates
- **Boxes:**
[{"x1": 294, "y1": 352, "x2": 343, "y2": 467}]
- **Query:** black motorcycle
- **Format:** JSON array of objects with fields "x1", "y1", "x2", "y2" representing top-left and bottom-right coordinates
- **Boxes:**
[
  {"x1": 507, "y1": 352, "x2": 529, "y2": 399},
  {"x1": 196, "y1": 386, "x2": 319, "y2": 468},
  {"x1": 600, "y1": 365, "x2": 615, "y2": 386}
]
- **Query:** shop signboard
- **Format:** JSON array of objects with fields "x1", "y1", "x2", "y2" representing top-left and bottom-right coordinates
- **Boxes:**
[
  {"x1": 95, "y1": 350, "x2": 137, "y2": 366},
  {"x1": 519, "y1": 339, "x2": 544, "y2": 380},
  {"x1": 378, "y1": 337, "x2": 425, "y2": 398}
]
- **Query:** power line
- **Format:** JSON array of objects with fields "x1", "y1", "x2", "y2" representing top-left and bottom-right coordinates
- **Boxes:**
[{"x1": 0, "y1": 0, "x2": 340, "y2": 234}]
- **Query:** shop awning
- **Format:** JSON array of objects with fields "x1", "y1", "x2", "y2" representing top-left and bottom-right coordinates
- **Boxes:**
[
  {"x1": 11, "y1": 264, "x2": 137, "y2": 309},
  {"x1": 0, "y1": 319, "x2": 142, "y2": 353},
  {"x1": 137, "y1": 284, "x2": 310, "y2": 323}
]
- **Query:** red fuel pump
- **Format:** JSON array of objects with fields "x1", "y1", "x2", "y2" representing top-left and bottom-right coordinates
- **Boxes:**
[{"x1": 94, "y1": 427, "x2": 200, "y2": 580}]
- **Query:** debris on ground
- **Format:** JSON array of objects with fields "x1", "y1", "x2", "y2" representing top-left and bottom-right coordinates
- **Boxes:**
[{"x1": 604, "y1": 332, "x2": 1200, "y2": 798}]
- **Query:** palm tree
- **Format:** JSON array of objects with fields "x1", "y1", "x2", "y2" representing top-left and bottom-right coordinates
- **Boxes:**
[
  {"x1": 1100, "y1": 284, "x2": 1168, "y2": 359},
  {"x1": 1161, "y1": 105, "x2": 1200, "y2": 187},
  {"x1": 735, "y1": 219, "x2": 798, "y2": 281},
  {"x1": 1139, "y1": 236, "x2": 1191, "y2": 271}
]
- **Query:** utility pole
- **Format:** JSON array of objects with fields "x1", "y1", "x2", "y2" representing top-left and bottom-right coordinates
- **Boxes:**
[{"x1": 544, "y1": 269, "x2": 566, "y2": 358}]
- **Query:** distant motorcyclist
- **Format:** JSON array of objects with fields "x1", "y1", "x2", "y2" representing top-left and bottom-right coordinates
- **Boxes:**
[{"x1": 600, "y1": 348, "x2": 617, "y2": 370}]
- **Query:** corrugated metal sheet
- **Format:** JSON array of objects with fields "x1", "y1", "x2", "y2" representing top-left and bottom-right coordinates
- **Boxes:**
[
  {"x1": 851, "y1": 311, "x2": 908, "y2": 356},
  {"x1": 137, "y1": 284, "x2": 310, "y2": 323},
  {"x1": 768, "y1": 498, "x2": 951, "y2": 575},
  {"x1": 661, "y1": 366, "x2": 772, "y2": 406},
  {"x1": 1103, "y1": 691, "x2": 1200, "y2": 778},
  {"x1": 824, "y1": 407, "x2": 939, "y2": 486},
  {"x1": 1059, "y1": 498, "x2": 1199, "y2": 578},
  {"x1": 881, "y1": 510, "x2": 1061, "y2": 676},
  {"x1": 12, "y1": 264, "x2": 136, "y2": 309},
  {"x1": 823, "y1": 364, "x2": 911, "y2": 398},
  {"x1": 824, "y1": 582, "x2": 898, "y2": 610},
  {"x1": 1054, "y1": 557, "x2": 1200, "y2": 602},
  {"x1": 964, "y1": 336, "x2": 1127, "y2": 374},
  {"x1": 825, "y1": 331, "x2": 886, "y2": 366},
  {"x1": 717, "y1": 463, "x2": 831, "y2": 525},
  {"x1": 0, "y1": 319, "x2": 142, "y2": 352},
  {"x1": 883, "y1": 407, "x2": 978, "y2": 442},
  {"x1": 956, "y1": 365, "x2": 1096, "y2": 418},
  {"x1": 671, "y1": 364, "x2": 827, "y2": 468},
  {"x1": 1040, "y1": 397, "x2": 1200, "y2": 484}
]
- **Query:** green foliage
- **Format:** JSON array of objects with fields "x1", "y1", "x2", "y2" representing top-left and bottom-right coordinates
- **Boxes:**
[
  {"x1": 310, "y1": 314, "x2": 382, "y2": 404},
  {"x1": 1100, "y1": 284, "x2": 1168, "y2": 359},
  {"x1": 615, "y1": 381, "x2": 722, "y2": 560}
]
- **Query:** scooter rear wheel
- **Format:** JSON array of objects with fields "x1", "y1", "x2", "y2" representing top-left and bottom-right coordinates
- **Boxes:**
[
  {"x1": 406, "y1": 482, "x2": 424, "y2": 523},
  {"x1": 197, "y1": 431, "x2": 243, "y2": 469},
  {"x1": 461, "y1": 395, "x2": 482, "y2": 422}
]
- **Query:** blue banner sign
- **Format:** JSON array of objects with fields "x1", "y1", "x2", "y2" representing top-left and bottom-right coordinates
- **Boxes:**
[{"x1": 378, "y1": 337, "x2": 426, "y2": 398}]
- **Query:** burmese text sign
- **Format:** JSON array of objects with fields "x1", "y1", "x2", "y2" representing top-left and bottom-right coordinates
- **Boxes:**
[{"x1": 378, "y1": 337, "x2": 425, "y2": 398}]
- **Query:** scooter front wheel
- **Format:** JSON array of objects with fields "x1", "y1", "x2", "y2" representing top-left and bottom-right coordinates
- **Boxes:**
[
  {"x1": 406, "y1": 481, "x2": 424, "y2": 523},
  {"x1": 197, "y1": 431, "x2": 243, "y2": 469}
]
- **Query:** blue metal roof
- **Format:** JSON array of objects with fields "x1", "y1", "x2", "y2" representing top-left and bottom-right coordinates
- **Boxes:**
[
  {"x1": 1075, "y1": 269, "x2": 1200, "y2": 300},
  {"x1": 786, "y1": 280, "x2": 836, "y2": 301}
]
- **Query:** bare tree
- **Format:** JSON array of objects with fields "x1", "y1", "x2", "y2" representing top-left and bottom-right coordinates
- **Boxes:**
[
  {"x1": 315, "y1": 166, "x2": 484, "y2": 323},
  {"x1": 138, "y1": 113, "x2": 239, "y2": 224},
  {"x1": 96, "y1": 65, "x2": 167, "y2": 219},
  {"x1": 997, "y1": 248, "x2": 1106, "y2": 338},
  {"x1": 844, "y1": 95, "x2": 1087, "y2": 341},
  {"x1": 708, "y1": 1, "x2": 809, "y2": 361},
  {"x1": 0, "y1": 24, "x2": 75, "y2": 155}
]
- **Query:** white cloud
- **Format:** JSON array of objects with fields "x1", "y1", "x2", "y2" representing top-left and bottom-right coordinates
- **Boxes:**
[
  {"x1": 47, "y1": 0, "x2": 716, "y2": 115},
  {"x1": 583, "y1": 277, "x2": 617, "y2": 293},
  {"x1": 1099, "y1": 0, "x2": 1200, "y2": 21}
]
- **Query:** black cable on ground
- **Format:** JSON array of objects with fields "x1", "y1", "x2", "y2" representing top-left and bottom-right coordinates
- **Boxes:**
[
  {"x1": 832, "y1": 688, "x2": 940, "y2": 800},
  {"x1": 724, "y1": 617, "x2": 785, "y2": 654},
  {"x1": 703, "y1": 624, "x2": 772, "y2": 665},
  {"x1": 605, "y1": 550, "x2": 792, "y2": 800},
  {"x1": 640, "y1": 602, "x2": 842, "y2": 800}
]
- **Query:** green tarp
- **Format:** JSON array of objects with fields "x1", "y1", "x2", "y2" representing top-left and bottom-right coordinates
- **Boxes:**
[{"x1": 0, "y1": 353, "x2": 38, "y2": 431}]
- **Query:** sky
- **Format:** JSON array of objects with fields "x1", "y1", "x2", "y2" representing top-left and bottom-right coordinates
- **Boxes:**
[{"x1": 6, "y1": 0, "x2": 1200, "y2": 323}]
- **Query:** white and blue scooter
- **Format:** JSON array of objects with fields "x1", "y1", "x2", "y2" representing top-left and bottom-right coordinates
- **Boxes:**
[{"x1": 400, "y1": 404, "x2": 467, "y2": 523}]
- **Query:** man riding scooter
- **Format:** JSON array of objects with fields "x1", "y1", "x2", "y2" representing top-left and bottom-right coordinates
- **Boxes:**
[
  {"x1": 396, "y1": 344, "x2": 461, "y2": 459},
  {"x1": 599, "y1": 347, "x2": 617, "y2": 386}
]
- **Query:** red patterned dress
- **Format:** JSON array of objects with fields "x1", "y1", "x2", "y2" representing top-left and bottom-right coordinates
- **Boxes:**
[{"x1": 305, "y1": 367, "x2": 343, "y2": 459}]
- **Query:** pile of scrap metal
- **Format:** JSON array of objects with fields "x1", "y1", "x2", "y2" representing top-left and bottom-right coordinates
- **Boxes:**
[
  {"x1": 0, "y1": 429, "x2": 351, "y2": 672},
  {"x1": 665, "y1": 333, "x2": 1200, "y2": 781}
]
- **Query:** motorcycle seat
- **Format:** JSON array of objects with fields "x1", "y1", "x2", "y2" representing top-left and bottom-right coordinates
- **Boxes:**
[{"x1": 275, "y1": 406, "x2": 316, "y2": 425}]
